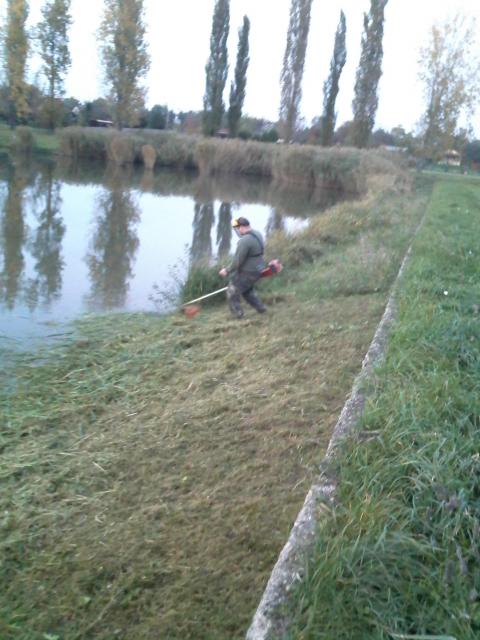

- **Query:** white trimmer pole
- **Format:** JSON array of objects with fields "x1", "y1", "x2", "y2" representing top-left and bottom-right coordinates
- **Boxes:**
[{"x1": 182, "y1": 286, "x2": 228, "y2": 307}]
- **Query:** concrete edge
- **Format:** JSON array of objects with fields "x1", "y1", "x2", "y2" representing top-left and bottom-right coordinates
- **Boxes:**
[{"x1": 245, "y1": 244, "x2": 415, "y2": 640}]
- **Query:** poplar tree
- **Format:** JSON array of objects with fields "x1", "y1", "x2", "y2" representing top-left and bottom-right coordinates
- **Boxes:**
[
  {"x1": 3, "y1": 0, "x2": 29, "y2": 127},
  {"x1": 419, "y1": 14, "x2": 480, "y2": 159},
  {"x1": 320, "y1": 11, "x2": 347, "y2": 146},
  {"x1": 99, "y1": 0, "x2": 150, "y2": 130},
  {"x1": 279, "y1": 0, "x2": 313, "y2": 143},
  {"x1": 37, "y1": 0, "x2": 72, "y2": 130},
  {"x1": 351, "y1": 0, "x2": 388, "y2": 148},
  {"x1": 227, "y1": 15, "x2": 250, "y2": 138},
  {"x1": 203, "y1": 0, "x2": 230, "y2": 137}
]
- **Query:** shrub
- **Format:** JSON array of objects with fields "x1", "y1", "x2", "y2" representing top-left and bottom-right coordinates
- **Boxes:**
[
  {"x1": 255, "y1": 127, "x2": 279, "y2": 143},
  {"x1": 238, "y1": 129, "x2": 252, "y2": 140}
]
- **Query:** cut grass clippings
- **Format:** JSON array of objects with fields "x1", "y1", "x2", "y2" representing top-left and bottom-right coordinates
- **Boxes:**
[
  {"x1": 0, "y1": 169, "x2": 430, "y2": 639},
  {"x1": 284, "y1": 176, "x2": 480, "y2": 639}
]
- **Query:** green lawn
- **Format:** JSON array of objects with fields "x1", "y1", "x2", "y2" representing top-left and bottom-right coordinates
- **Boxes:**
[
  {"x1": 285, "y1": 174, "x2": 480, "y2": 639},
  {"x1": 0, "y1": 123, "x2": 60, "y2": 155}
]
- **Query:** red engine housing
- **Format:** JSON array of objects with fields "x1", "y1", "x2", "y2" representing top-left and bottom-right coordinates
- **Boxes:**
[{"x1": 260, "y1": 259, "x2": 283, "y2": 278}]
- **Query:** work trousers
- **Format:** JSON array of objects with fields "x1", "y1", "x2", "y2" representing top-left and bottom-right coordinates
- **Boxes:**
[{"x1": 227, "y1": 271, "x2": 266, "y2": 318}]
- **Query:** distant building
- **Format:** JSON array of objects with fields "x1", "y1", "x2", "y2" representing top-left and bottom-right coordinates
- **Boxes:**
[
  {"x1": 442, "y1": 149, "x2": 461, "y2": 167},
  {"x1": 380, "y1": 145, "x2": 408, "y2": 154},
  {"x1": 89, "y1": 119, "x2": 113, "y2": 128}
]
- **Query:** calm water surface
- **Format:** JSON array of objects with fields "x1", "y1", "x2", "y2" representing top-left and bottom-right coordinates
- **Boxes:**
[{"x1": 0, "y1": 157, "x2": 347, "y2": 348}]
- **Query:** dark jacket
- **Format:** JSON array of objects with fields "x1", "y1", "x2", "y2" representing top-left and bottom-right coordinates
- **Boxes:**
[{"x1": 227, "y1": 230, "x2": 265, "y2": 276}]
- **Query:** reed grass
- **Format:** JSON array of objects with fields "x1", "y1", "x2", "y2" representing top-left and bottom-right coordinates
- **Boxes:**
[
  {"x1": 56, "y1": 128, "x2": 401, "y2": 197},
  {"x1": 59, "y1": 126, "x2": 109, "y2": 161},
  {"x1": 0, "y1": 169, "x2": 430, "y2": 639},
  {"x1": 284, "y1": 175, "x2": 480, "y2": 639},
  {"x1": 134, "y1": 130, "x2": 198, "y2": 169}
]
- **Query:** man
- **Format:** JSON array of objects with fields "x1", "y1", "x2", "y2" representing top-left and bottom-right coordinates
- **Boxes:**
[{"x1": 219, "y1": 216, "x2": 267, "y2": 318}]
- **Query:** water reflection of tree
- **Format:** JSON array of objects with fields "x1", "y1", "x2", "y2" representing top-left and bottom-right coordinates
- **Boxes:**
[
  {"x1": 216, "y1": 202, "x2": 232, "y2": 257},
  {"x1": 86, "y1": 172, "x2": 140, "y2": 310},
  {"x1": 0, "y1": 165, "x2": 27, "y2": 310},
  {"x1": 266, "y1": 208, "x2": 286, "y2": 237},
  {"x1": 190, "y1": 202, "x2": 214, "y2": 267},
  {"x1": 25, "y1": 166, "x2": 66, "y2": 309}
]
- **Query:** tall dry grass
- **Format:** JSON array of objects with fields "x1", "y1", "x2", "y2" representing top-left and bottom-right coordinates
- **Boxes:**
[
  {"x1": 59, "y1": 126, "x2": 109, "y2": 161},
  {"x1": 58, "y1": 128, "x2": 403, "y2": 197}
]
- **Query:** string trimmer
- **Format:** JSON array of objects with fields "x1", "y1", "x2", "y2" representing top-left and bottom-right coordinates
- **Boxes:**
[{"x1": 182, "y1": 259, "x2": 283, "y2": 317}]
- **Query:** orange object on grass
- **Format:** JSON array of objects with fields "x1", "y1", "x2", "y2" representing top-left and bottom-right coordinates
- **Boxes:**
[{"x1": 183, "y1": 304, "x2": 201, "y2": 318}]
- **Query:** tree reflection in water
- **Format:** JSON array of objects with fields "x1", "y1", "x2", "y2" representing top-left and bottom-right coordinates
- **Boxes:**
[
  {"x1": 190, "y1": 201, "x2": 214, "y2": 267},
  {"x1": 0, "y1": 164, "x2": 28, "y2": 310},
  {"x1": 266, "y1": 208, "x2": 286, "y2": 236},
  {"x1": 86, "y1": 168, "x2": 140, "y2": 310},
  {"x1": 216, "y1": 202, "x2": 232, "y2": 258},
  {"x1": 24, "y1": 165, "x2": 66, "y2": 311}
]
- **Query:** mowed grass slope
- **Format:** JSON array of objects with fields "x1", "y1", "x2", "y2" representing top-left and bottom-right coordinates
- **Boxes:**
[
  {"x1": 285, "y1": 177, "x2": 480, "y2": 639},
  {"x1": 1, "y1": 172, "x2": 429, "y2": 639}
]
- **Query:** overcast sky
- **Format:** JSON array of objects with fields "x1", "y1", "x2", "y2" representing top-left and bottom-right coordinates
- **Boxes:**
[{"x1": 2, "y1": 0, "x2": 480, "y2": 135}]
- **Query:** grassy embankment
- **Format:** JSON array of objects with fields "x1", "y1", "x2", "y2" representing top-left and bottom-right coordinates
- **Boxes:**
[
  {"x1": 0, "y1": 155, "x2": 430, "y2": 639},
  {"x1": 285, "y1": 175, "x2": 480, "y2": 639}
]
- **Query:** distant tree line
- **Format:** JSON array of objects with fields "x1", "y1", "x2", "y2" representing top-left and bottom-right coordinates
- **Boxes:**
[{"x1": 1, "y1": 0, "x2": 479, "y2": 159}]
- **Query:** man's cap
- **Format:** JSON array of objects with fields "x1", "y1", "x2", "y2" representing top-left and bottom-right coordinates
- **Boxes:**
[{"x1": 232, "y1": 216, "x2": 250, "y2": 228}]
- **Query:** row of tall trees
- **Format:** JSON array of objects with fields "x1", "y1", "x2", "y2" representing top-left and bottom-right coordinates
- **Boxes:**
[
  {"x1": 278, "y1": 0, "x2": 387, "y2": 146},
  {"x1": 2, "y1": 0, "x2": 479, "y2": 153},
  {"x1": 201, "y1": 0, "x2": 388, "y2": 147},
  {"x1": 277, "y1": 0, "x2": 480, "y2": 154},
  {"x1": 1, "y1": 0, "x2": 150, "y2": 130},
  {"x1": 2, "y1": 0, "x2": 72, "y2": 129},
  {"x1": 202, "y1": 0, "x2": 250, "y2": 138}
]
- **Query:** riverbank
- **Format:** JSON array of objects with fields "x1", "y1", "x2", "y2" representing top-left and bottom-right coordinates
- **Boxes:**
[
  {"x1": 0, "y1": 123, "x2": 402, "y2": 197},
  {"x1": 0, "y1": 168, "x2": 430, "y2": 639},
  {"x1": 284, "y1": 175, "x2": 480, "y2": 639}
]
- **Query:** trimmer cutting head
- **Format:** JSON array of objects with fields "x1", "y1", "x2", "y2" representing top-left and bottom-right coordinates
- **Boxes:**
[{"x1": 182, "y1": 304, "x2": 201, "y2": 318}]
